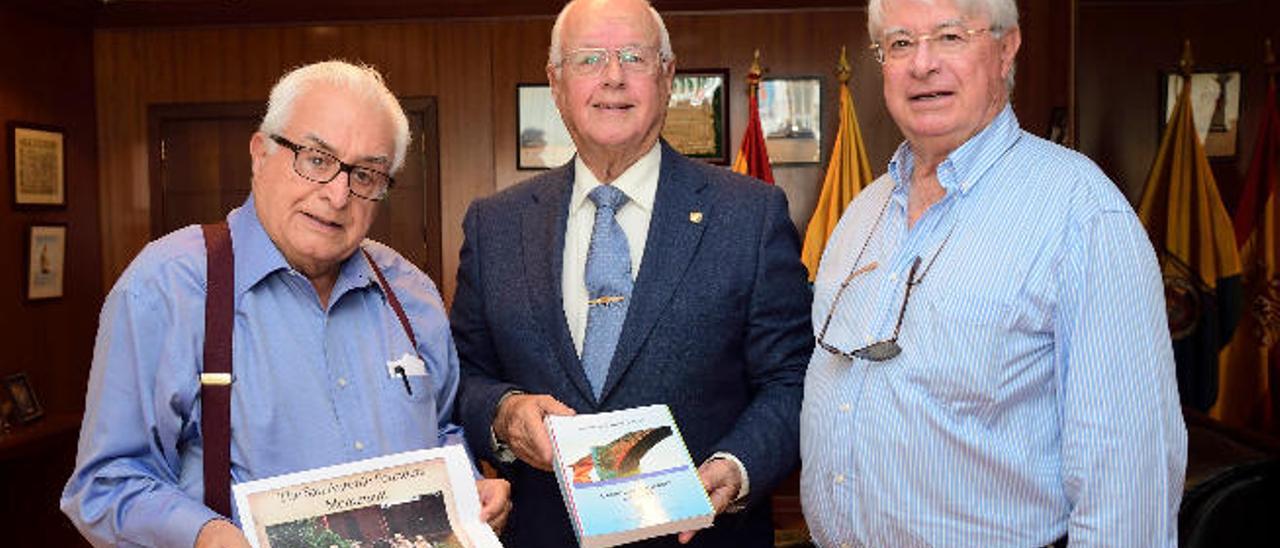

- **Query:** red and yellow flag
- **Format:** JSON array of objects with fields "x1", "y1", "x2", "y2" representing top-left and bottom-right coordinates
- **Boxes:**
[
  {"x1": 1137, "y1": 42, "x2": 1243, "y2": 411},
  {"x1": 1216, "y1": 46, "x2": 1280, "y2": 434},
  {"x1": 732, "y1": 49, "x2": 774, "y2": 184},
  {"x1": 801, "y1": 47, "x2": 875, "y2": 281}
]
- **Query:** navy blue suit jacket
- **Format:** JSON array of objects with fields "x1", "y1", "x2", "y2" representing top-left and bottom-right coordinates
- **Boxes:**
[{"x1": 451, "y1": 143, "x2": 813, "y2": 547}]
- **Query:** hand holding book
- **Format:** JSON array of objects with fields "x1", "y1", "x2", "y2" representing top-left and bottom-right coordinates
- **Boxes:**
[
  {"x1": 676, "y1": 458, "x2": 743, "y2": 544},
  {"x1": 494, "y1": 393, "x2": 577, "y2": 470}
]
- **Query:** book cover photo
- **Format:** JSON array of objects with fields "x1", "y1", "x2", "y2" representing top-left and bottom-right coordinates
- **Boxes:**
[{"x1": 546, "y1": 404, "x2": 714, "y2": 548}]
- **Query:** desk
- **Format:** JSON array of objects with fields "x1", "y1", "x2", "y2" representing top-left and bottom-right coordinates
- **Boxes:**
[{"x1": 0, "y1": 411, "x2": 90, "y2": 546}]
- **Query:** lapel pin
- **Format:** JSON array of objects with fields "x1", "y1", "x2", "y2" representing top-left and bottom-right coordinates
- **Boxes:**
[{"x1": 689, "y1": 211, "x2": 703, "y2": 224}]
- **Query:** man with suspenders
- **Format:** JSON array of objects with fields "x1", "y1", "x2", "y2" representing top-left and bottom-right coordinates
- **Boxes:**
[{"x1": 62, "y1": 60, "x2": 510, "y2": 548}]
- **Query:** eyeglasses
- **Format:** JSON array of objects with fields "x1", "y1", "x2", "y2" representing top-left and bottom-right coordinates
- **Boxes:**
[
  {"x1": 869, "y1": 25, "x2": 996, "y2": 64},
  {"x1": 269, "y1": 134, "x2": 395, "y2": 202},
  {"x1": 558, "y1": 46, "x2": 665, "y2": 77},
  {"x1": 815, "y1": 198, "x2": 954, "y2": 362}
]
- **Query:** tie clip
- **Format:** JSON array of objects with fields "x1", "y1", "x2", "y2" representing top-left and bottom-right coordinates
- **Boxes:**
[
  {"x1": 587, "y1": 295, "x2": 625, "y2": 306},
  {"x1": 200, "y1": 373, "x2": 233, "y2": 386}
]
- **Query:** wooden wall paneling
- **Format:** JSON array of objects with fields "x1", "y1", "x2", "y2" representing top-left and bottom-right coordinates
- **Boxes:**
[
  {"x1": 433, "y1": 20, "x2": 495, "y2": 304},
  {"x1": 1077, "y1": 0, "x2": 1278, "y2": 204},
  {"x1": 492, "y1": 17, "x2": 556, "y2": 192}
]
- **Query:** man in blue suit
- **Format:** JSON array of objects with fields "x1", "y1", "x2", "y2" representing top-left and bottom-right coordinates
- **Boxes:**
[{"x1": 450, "y1": 0, "x2": 813, "y2": 546}]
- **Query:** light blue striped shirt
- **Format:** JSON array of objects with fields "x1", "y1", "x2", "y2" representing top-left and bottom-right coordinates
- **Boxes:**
[
  {"x1": 61, "y1": 197, "x2": 464, "y2": 548},
  {"x1": 800, "y1": 106, "x2": 1186, "y2": 547}
]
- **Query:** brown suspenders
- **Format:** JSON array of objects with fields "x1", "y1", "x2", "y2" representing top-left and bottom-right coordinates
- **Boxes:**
[{"x1": 199, "y1": 223, "x2": 421, "y2": 517}]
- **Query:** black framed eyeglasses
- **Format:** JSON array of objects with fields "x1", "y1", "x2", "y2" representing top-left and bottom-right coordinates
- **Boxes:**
[
  {"x1": 817, "y1": 256, "x2": 922, "y2": 362},
  {"x1": 269, "y1": 134, "x2": 395, "y2": 202}
]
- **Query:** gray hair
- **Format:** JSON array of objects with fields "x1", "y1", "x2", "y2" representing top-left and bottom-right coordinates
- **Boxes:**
[
  {"x1": 258, "y1": 60, "x2": 411, "y2": 173},
  {"x1": 867, "y1": 0, "x2": 1019, "y2": 90},
  {"x1": 547, "y1": 0, "x2": 674, "y2": 76}
]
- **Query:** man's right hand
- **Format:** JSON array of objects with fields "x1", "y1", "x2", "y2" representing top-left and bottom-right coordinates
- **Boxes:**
[
  {"x1": 493, "y1": 394, "x2": 575, "y2": 470},
  {"x1": 195, "y1": 519, "x2": 251, "y2": 548}
]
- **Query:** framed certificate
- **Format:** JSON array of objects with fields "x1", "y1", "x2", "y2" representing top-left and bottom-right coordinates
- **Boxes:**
[{"x1": 233, "y1": 445, "x2": 499, "y2": 548}]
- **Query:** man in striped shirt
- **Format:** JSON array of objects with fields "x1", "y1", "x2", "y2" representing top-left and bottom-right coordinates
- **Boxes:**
[{"x1": 800, "y1": 0, "x2": 1186, "y2": 546}]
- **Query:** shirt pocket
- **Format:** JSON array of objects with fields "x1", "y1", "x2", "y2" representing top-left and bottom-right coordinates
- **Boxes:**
[
  {"x1": 901, "y1": 291, "x2": 1013, "y2": 416},
  {"x1": 384, "y1": 360, "x2": 433, "y2": 404}
]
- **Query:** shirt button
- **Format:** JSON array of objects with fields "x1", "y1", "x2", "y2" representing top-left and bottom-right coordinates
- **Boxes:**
[
  {"x1": 839, "y1": 403, "x2": 851, "y2": 413},
  {"x1": 889, "y1": 273, "x2": 898, "y2": 282},
  {"x1": 354, "y1": 441, "x2": 365, "y2": 451},
  {"x1": 834, "y1": 473, "x2": 846, "y2": 484},
  {"x1": 841, "y1": 543, "x2": 852, "y2": 548},
  {"x1": 337, "y1": 377, "x2": 348, "y2": 388},
  {"x1": 864, "y1": 335, "x2": 874, "y2": 345}
]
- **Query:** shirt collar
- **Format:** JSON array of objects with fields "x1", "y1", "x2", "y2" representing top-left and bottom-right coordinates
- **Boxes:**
[
  {"x1": 886, "y1": 104, "x2": 1021, "y2": 197},
  {"x1": 226, "y1": 194, "x2": 376, "y2": 298},
  {"x1": 569, "y1": 141, "x2": 661, "y2": 215}
]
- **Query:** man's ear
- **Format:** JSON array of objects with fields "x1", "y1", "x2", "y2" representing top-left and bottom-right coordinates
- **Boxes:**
[
  {"x1": 999, "y1": 26, "x2": 1022, "y2": 79},
  {"x1": 249, "y1": 132, "x2": 268, "y2": 177}
]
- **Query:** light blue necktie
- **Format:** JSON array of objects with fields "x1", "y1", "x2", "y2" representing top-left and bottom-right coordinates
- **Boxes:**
[{"x1": 581, "y1": 185, "x2": 633, "y2": 399}]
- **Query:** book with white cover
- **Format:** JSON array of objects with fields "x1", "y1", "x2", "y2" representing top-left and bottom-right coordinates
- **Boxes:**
[
  {"x1": 545, "y1": 404, "x2": 714, "y2": 548},
  {"x1": 233, "y1": 444, "x2": 501, "y2": 548}
]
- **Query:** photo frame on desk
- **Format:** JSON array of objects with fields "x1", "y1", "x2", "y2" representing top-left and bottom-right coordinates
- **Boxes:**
[
  {"x1": 663, "y1": 69, "x2": 729, "y2": 164},
  {"x1": 2, "y1": 373, "x2": 43, "y2": 424},
  {"x1": 759, "y1": 77, "x2": 823, "y2": 165},
  {"x1": 1160, "y1": 69, "x2": 1241, "y2": 158},
  {"x1": 25, "y1": 224, "x2": 66, "y2": 301},
  {"x1": 516, "y1": 84, "x2": 577, "y2": 170},
  {"x1": 9, "y1": 122, "x2": 66, "y2": 207}
]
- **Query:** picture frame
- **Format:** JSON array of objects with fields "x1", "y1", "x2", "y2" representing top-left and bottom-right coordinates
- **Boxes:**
[
  {"x1": 663, "y1": 69, "x2": 729, "y2": 164},
  {"x1": 517, "y1": 84, "x2": 577, "y2": 170},
  {"x1": 234, "y1": 445, "x2": 500, "y2": 548},
  {"x1": 2, "y1": 373, "x2": 43, "y2": 424},
  {"x1": 1160, "y1": 69, "x2": 1241, "y2": 158},
  {"x1": 25, "y1": 224, "x2": 66, "y2": 301},
  {"x1": 514, "y1": 69, "x2": 730, "y2": 169},
  {"x1": 9, "y1": 122, "x2": 66, "y2": 207},
  {"x1": 758, "y1": 77, "x2": 823, "y2": 165}
]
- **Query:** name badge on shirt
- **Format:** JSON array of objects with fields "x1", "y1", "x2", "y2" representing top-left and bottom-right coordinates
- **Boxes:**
[{"x1": 386, "y1": 353, "x2": 427, "y2": 378}]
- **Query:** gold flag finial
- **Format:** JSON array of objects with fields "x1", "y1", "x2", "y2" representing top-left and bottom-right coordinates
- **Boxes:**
[
  {"x1": 1179, "y1": 39, "x2": 1194, "y2": 77},
  {"x1": 836, "y1": 46, "x2": 852, "y2": 84},
  {"x1": 746, "y1": 49, "x2": 764, "y2": 97}
]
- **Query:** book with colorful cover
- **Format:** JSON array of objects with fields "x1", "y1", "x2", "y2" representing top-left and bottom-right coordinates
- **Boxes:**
[{"x1": 545, "y1": 404, "x2": 714, "y2": 548}]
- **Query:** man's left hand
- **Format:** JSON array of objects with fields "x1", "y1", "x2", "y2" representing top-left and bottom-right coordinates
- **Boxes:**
[
  {"x1": 677, "y1": 458, "x2": 742, "y2": 544},
  {"x1": 477, "y1": 478, "x2": 512, "y2": 534}
]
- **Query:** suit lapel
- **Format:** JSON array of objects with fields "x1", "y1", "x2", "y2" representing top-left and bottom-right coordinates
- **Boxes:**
[
  {"x1": 521, "y1": 165, "x2": 597, "y2": 404},
  {"x1": 600, "y1": 144, "x2": 709, "y2": 400}
]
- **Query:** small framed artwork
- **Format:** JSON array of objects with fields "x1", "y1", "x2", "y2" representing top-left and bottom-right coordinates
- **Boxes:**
[
  {"x1": 517, "y1": 84, "x2": 577, "y2": 170},
  {"x1": 663, "y1": 69, "x2": 729, "y2": 164},
  {"x1": 9, "y1": 122, "x2": 66, "y2": 207},
  {"x1": 759, "y1": 77, "x2": 823, "y2": 165},
  {"x1": 2, "y1": 373, "x2": 43, "y2": 424},
  {"x1": 25, "y1": 224, "x2": 66, "y2": 301},
  {"x1": 1160, "y1": 70, "x2": 1241, "y2": 158}
]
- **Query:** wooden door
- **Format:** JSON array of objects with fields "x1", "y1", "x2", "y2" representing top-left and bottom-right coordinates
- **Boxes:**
[{"x1": 147, "y1": 99, "x2": 443, "y2": 283}]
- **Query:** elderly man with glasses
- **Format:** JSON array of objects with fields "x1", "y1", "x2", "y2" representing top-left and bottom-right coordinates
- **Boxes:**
[
  {"x1": 62, "y1": 61, "x2": 510, "y2": 548},
  {"x1": 801, "y1": 0, "x2": 1185, "y2": 546},
  {"x1": 450, "y1": 0, "x2": 813, "y2": 546}
]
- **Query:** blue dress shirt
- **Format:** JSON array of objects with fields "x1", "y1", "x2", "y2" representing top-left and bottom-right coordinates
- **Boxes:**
[
  {"x1": 801, "y1": 106, "x2": 1186, "y2": 547},
  {"x1": 61, "y1": 196, "x2": 463, "y2": 548}
]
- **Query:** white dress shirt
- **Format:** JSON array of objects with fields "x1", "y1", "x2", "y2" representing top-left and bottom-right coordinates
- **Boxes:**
[{"x1": 562, "y1": 143, "x2": 661, "y2": 356}]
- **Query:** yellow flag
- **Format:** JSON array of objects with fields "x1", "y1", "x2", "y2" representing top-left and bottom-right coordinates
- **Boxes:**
[
  {"x1": 801, "y1": 48, "x2": 874, "y2": 281},
  {"x1": 1137, "y1": 53, "x2": 1243, "y2": 411}
]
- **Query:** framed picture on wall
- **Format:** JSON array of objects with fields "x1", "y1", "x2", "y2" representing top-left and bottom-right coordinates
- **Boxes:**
[
  {"x1": 1160, "y1": 70, "x2": 1241, "y2": 158},
  {"x1": 9, "y1": 122, "x2": 66, "y2": 207},
  {"x1": 25, "y1": 224, "x2": 66, "y2": 301},
  {"x1": 2, "y1": 373, "x2": 43, "y2": 424},
  {"x1": 758, "y1": 77, "x2": 823, "y2": 165},
  {"x1": 663, "y1": 69, "x2": 729, "y2": 164},
  {"x1": 517, "y1": 84, "x2": 577, "y2": 170}
]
